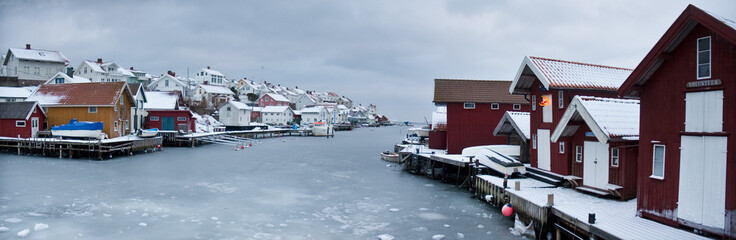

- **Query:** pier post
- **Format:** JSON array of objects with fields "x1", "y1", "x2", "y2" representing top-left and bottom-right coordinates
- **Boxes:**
[
  {"x1": 547, "y1": 194, "x2": 554, "y2": 206},
  {"x1": 515, "y1": 181, "x2": 520, "y2": 191}
]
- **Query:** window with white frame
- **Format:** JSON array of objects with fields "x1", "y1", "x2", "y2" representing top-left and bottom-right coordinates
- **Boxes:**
[
  {"x1": 513, "y1": 104, "x2": 521, "y2": 110},
  {"x1": 576, "y1": 146, "x2": 582, "y2": 162},
  {"x1": 491, "y1": 103, "x2": 499, "y2": 110},
  {"x1": 114, "y1": 121, "x2": 118, "y2": 131},
  {"x1": 464, "y1": 102, "x2": 475, "y2": 109},
  {"x1": 697, "y1": 36, "x2": 711, "y2": 79},
  {"x1": 559, "y1": 141, "x2": 565, "y2": 153},
  {"x1": 532, "y1": 95, "x2": 536, "y2": 111},
  {"x1": 16, "y1": 120, "x2": 25, "y2": 127},
  {"x1": 558, "y1": 91, "x2": 564, "y2": 109},
  {"x1": 652, "y1": 144, "x2": 665, "y2": 179},
  {"x1": 177, "y1": 117, "x2": 186, "y2": 121},
  {"x1": 532, "y1": 134, "x2": 537, "y2": 149},
  {"x1": 120, "y1": 97, "x2": 124, "y2": 105},
  {"x1": 611, "y1": 148, "x2": 620, "y2": 167},
  {"x1": 150, "y1": 116, "x2": 159, "y2": 121},
  {"x1": 125, "y1": 120, "x2": 129, "y2": 130},
  {"x1": 89, "y1": 106, "x2": 97, "y2": 113}
]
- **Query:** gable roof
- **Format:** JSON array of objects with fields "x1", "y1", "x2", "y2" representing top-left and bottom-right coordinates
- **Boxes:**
[
  {"x1": 434, "y1": 79, "x2": 527, "y2": 104},
  {"x1": 81, "y1": 60, "x2": 105, "y2": 73},
  {"x1": 144, "y1": 91, "x2": 180, "y2": 110},
  {"x1": 27, "y1": 82, "x2": 134, "y2": 106},
  {"x1": 261, "y1": 106, "x2": 292, "y2": 113},
  {"x1": 0, "y1": 86, "x2": 33, "y2": 98},
  {"x1": 44, "y1": 72, "x2": 91, "y2": 84},
  {"x1": 199, "y1": 84, "x2": 233, "y2": 95},
  {"x1": 301, "y1": 106, "x2": 325, "y2": 114},
  {"x1": 200, "y1": 68, "x2": 224, "y2": 76},
  {"x1": 148, "y1": 75, "x2": 186, "y2": 89},
  {"x1": 4, "y1": 47, "x2": 68, "y2": 65},
  {"x1": 263, "y1": 93, "x2": 290, "y2": 102},
  {"x1": 510, "y1": 56, "x2": 632, "y2": 94},
  {"x1": 493, "y1": 111, "x2": 531, "y2": 142},
  {"x1": 551, "y1": 96, "x2": 639, "y2": 143},
  {"x1": 0, "y1": 101, "x2": 43, "y2": 119},
  {"x1": 224, "y1": 101, "x2": 250, "y2": 110},
  {"x1": 618, "y1": 5, "x2": 736, "y2": 97}
]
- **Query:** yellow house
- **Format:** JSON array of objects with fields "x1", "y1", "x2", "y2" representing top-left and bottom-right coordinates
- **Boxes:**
[{"x1": 27, "y1": 82, "x2": 135, "y2": 138}]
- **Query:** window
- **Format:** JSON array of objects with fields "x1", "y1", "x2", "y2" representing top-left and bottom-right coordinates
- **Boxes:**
[
  {"x1": 114, "y1": 104, "x2": 117, "y2": 112},
  {"x1": 89, "y1": 106, "x2": 97, "y2": 113},
  {"x1": 542, "y1": 94, "x2": 552, "y2": 123},
  {"x1": 120, "y1": 97, "x2": 124, "y2": 105},
  {"x1": 513, "y1": 104, "x2": 521, "y2": 110},
  {"x1": 55, "y1": 77, "x2": 64, "y2": 84},
  {"x1": 84, "y1": 67, "x2": 87, "y2": 74},
  {"x1": 125, "y1": 120, "x2": 129, "y2": 130},
  {"x1": 611, "y1": 148, "x2": 620, "y2": 167},
  {"x1": 532, "y1": 134, "x2": 537, "y2": 149},
  {"x1": 165, "y1": 79, "x2": 169, "y2": 87},
  {"x1": 491, "y1": 103, "x2": 499, "y2": 110},
  {"x1": 558, "y1": 91, "x2": 564, "y2": 109},
  {"x1": 532, "y1": 95, "x2": 536, "y2": 111},
  {"x1": 463, "y1": 102, "x2": 475, "y2": 109},
  {"x1": 559, "y1": 141, "x2": 565, "y2": 154},
  {"x1": 652, "y1": 144, "x2": 665, "y2": 179},
  {"x1": 150, "y1": 116, "x2": 159, "y2": 121},
  {"x1": 697, "y1": 36, "x2": 711, "y2": 79},
  {"x1": 575, "y1": 146, "x2": 582, "y2": 162},
  {"x1": 16, "y1": 120, "x2": 26, "y2": 127},
  {"x1": 114, "y1": 121, "x2": 118, "y2": 131},
  {"x1": 177, "y1": 117, "x2": 187, "y2": 121}
]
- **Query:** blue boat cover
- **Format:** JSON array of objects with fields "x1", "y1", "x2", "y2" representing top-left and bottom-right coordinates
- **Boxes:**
[{"x1": 51, "y1": 119, "x2": 103, "y2": 131}]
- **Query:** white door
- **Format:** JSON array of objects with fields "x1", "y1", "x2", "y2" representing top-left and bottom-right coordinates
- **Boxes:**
[
  {"x1": 537, "y1": 129, "x2": 551, "y2": 171},
  {"x1": 685, "y1": 91, "x2": 723, "y2": 132},
  {"x1": 583, "y1": 141, "x2": 610, "y2": 188},
  {"x1": 678, "y1": 136, "x2": 727, "y2": 229},
  {"x1": 31, "y1": 117, "x2": 39, "y2": 137}
]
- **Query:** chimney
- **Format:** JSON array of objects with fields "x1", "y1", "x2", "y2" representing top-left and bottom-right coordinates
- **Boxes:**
[
  {"x1": 204, "y1": 80, "x2": 208, "y2": 85},
  {"x1": 25, "y1": 44, "x2": 31, "y2": 49},
  {"x1": 97, "y1": 58, "x2": 103, "y2": 64},
  {"x1": 167, "y1": 70, "x2": 175, "y2": 77},
  {"x1": 207, "y1": 66, "x2": 210, "y2": 69},
  {"x1": 66, "y1": 67, "x2": 74, "y2": 77},
  {"x1": 130, "y1": 67, "x2": 134, "y2": 70}
]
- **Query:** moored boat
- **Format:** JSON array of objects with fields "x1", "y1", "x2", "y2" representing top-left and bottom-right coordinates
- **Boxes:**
[
  {"x1": 462, "y1": 145, "x2": 526, "y2": 176},
  {"x1": 312, "y1": 122, "x2": 334, "y2": 137},
  {"x1": 380, "y1": 151, "x2": 401, "y2": 163},
  {"x1": 408, "y1": 126, "x2": 430, "y2": 138},
  {"x1": 51, "y1": 119, "x2": 105, "y2": 139},
  {"x1": 138, "y1": 128, "x2": 159, "y2": 138}
]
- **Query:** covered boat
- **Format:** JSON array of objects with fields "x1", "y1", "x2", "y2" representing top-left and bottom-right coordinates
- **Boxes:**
[
  {"x1": 462, "y1": 145, "x2": 526, "y2": 176},
  {"x1": 408, "y1": 126, "x2": 430, "y2": 138},
  {"x1": 51, "y1": 119, "x2": 105, "y2": 139},
  {"x1": 312, "y1": 122, "x2": 334, "y2": 137},
  {"x1": 138, "y1": 128, "x2": 159, "y2": 138}
]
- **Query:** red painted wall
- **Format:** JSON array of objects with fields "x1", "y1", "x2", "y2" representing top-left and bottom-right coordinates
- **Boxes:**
[
  {"x1": 446, "y1": 102, "x2": 530, "y2": 154},
  {"x1": 636, "y1": 24, "x2": 736, "y2": 236},
  {"x1": 257, "y1": 94, "x2": 289, "y2": 107},
  {"x1": 428, "y1": 130, "x2": 447, "y2": 149},
  {"x1": 0, "y1": 105, "x2": 45, "y2": 138},
  {"x1": 145, "y1": 110, "x2": 195, "y2": 132},
  {"x1": 526, "y1": 80, "x2": 618, "y2": 175}
]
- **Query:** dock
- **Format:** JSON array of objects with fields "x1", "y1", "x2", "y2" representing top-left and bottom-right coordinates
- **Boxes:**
[
  {"x1": 0, "y1": 136, "x2": 162, "y2": 160},
  {"x1": 163, "y1": 129, "x2": 314, "y2": 147}
]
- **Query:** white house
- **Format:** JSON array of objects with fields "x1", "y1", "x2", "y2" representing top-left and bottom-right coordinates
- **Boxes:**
[
  {"x1": 294, "y1": 93, "x2": 318, "y2": 110},
  {"x1": 0, "y1": 86, "x2": 33, "y2": 102},
  {"x1": 218, "y1": 101, "x2": 251, "y2": 128},
  {"x1": 74, "y1": 59, "x2": 132, "y2": 82},
  {"x1": 44, "y1": 69, "x2": 91, "y2": 84},
  {"x1": 1, "y1": 44, "x2": 69, "y2": 81},
  {"x1": 147, "y1": 74, "x2": 189, "y2": 95},
  {"x1": 129, "y1": 83, "x2": 147, "y2": 130},
  {"x1": 194, "y1": 84, "x2": 234, "y2": 110},
  {"x1": 301, "y1": 106, "x2": 329, "y2": 124},
  {"x1": 261, "y1": 106, "x2": 294, "y2": 125},
  {"x1": 194, "y1": 66, "x2": 226, "y2": 85}
]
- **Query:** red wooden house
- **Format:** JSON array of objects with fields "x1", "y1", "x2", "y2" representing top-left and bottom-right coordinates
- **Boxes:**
[
  {"x1": 550, "y1": 96, "x2": 639, "y2": 200},
  {"x1": 432, "y1": 79, "x2": 530, "y2": 154},
  {"x1": 257, "y1": 93, "x2": 290, "y2": 107},
  {"x1": 509, "y1": 56, "x2": 631, "y2": 179},
  {"x1": 618, "y1": 5, "x2": 736, "y2": 237},
  {"x1": 145, "y1": 110, "x2": 195, "y2": 133},
  {"x1": 0, "y1": 101, "x2": 45, "y2": 138}
]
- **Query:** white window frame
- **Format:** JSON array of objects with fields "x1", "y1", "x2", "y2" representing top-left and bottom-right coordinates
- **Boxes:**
[
  {"x1": 114, "y1": 121, "x2": 118, "y2": 131},
  {"x1": 559, "y1": 141, "x2": 565, "y2": 154},
  {"x1": 513, "y1": 104, "x2": 521, "y2": 110},
  {"x1": 532, "y1": 95, "x2": 536, "y2": 111},
  {"x1": 491, "y1": 103, "x2": 499, "y2": 110},
  {"x1": 575, "y1": 146, "x2": 582, "y2": 162},
  {"x1": 463, "y1": 102, "x2": 475, "y2": 109},
  {"x1": 16, "y1": 120, "x2": 26, "y2": 127},
  {"x1": 150, "y1": 116, "x2": 159, "y2": 121},
  {"x1": 696, "y1": 36, "x2": 711, "y2": 79},
  {"x1": 611, "y1": 147, "x2": 620, "y2": 167},
  {"x1": 125, "y1": 120, "x2": 129, "y2": 130},
  {"x1": 177, "y1": 117, "x2": 187, "y2": 121},
  {"x1": 558, "y1": 91, "x2": 564, "y2": 109},
  {"x1": 88, "y1": 106, "x2": 97, "y2": 113},
  {"x1": 651, "y1": 144, "x2": 665, "y2": 179},
  {"x1": 120, "y1": 97, "x2": 124, "y2": 106},
  {"x1": 532, "y1": 134, "x2": 537, "y2": 149}
]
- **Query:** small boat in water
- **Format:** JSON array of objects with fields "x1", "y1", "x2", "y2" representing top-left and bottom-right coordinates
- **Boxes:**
[
  {"x1": 51, "y1": 119, "x2": 105, "y2": 139},
  {"x1": 408, "y1": 126, "x2": 430, "y2": 138},
  {"x1": 312, "y1": 122, "x2": 334, "y2": 137},
  {"x1": 380, "y1": 151, "x2": 402, "y2": 163},
  {"x1": 138, "y1": 128, "x2": 159, "y2": 138},
  {"x1": 462, "y1": 145, "x2": 525, "y2": 176}
]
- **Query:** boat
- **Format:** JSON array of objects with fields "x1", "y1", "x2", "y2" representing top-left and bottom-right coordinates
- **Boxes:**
[
  {"x1": 138, "y1": 128, "x2": 159, "y2": 138},
  {"x1": 51, "y1": 119, "x2": 105, "y2": 139},
  {"x1": 312, "y1": 122, "x2": 334, "y2": 137},
  {"x1": 462, "y1": 145, "x2": 526, "y2": 176},
  {"x1": 408, "y1": 126, "x2": 430, "y2": 138},
  {"x1": 380, "y1": 151, "x2": 402, "y2": 163}
]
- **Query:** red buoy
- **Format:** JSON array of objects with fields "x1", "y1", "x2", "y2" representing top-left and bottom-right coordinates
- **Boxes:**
[{"x1": 502, "y1": 203, "x2": 513, "y2": 217}]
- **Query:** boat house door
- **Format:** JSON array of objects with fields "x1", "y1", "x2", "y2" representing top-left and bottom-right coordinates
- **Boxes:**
[
  {"x1": 162, "y1": 117, "x2": 175, "y2": 130},
  {"x1": 583, "y1": 141, "x2": 609, "y2": 189},
  {"x1": 31, "y1": 117, "x2": 39, "y2": 137},
  {"x1": 537, "y1": 129, "x2": 551, "y2": 171}
]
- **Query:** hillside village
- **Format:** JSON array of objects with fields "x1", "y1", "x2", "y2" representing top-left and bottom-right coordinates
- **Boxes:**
[{"x1": 0, "y1": 46, "x2": 389, "y2": 138}]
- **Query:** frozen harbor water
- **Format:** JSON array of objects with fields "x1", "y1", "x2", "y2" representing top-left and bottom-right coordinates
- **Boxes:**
[{"x1": 0, "y1": 126, "x2": 518, "y2": 239}]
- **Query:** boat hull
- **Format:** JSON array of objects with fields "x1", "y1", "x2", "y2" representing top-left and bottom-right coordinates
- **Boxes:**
[
  {"x1": 51, "y1": 129, "x2": 104, "y2": 139},
  {"x1": 312, "y1": 125, "x2": 334, "y2": 136},
  {"x1": 138, "y1": 129, "x2": 159, "y2": 138},
  {"x1": 381, "y1": 152, "x2": 402, "y2": 163}
]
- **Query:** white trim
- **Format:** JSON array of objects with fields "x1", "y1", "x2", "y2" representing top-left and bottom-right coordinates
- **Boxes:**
[
  {"x1": 16, "y1": 120, "x2": 26, "y2": 127},
  {"x1": 559, "y1": 141, "x2": 565, "y2": 153},
  {"x1": 177, "y1": 117, "x2": 187, "y2": 121},
  {"x1": 651, "y1": 144, "x2": 665, "y2": 179},
  {"x1": 88, "y1": 106, "x2": 97, "y2": 113},
  {"x1": 150, "y1": 116, "x2": 159, "y2": 121},
  {"x1": 510, "y1": 56, "x2": 551, "y2": 94},
  {"x1": 611, "y1": 147, "x2": 619, "y2": 167},
  {"x1": 558, "y1": 91, "x2": 564, "y2": 109},
  {"x1": 551, "y1": 96, "x2": 611, "y2": 143},
  {"x1": 491, "y1": 103, "x2": 499, "y2": 110},
  {"x1": 513, "y1": 104, "x2": 521, "y2": 110},
  {"x1": 532, "y1": 95, "x2": 536, "y2": 111},
  {"x1": 532, "y1": 133, "x2": 537, "y2": 149},
  {"x1": 696, "y1": 36, "x2": 711, "y2": 80},
  {"x1": 463, "y1": 102, "x2": 475, "y2": 109},
  {"x1": 575, "y1": 145, "x2": 582, "y2": 162}
]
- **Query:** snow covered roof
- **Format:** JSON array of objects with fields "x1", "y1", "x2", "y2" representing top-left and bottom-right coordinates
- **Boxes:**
[
  {"x1": 493, "y1": 111, "x2": 530, "y2": 141},
  {"x1": 551, "y1": 96, "x2": 639, "y2": 143},
  {"x1": 82, "y1": 60, "x2": 105, "y2": 73},
  {"x1": 225, "y1": 101, "x2": 250, "y2": 110},
  {"x1": 4, "y1": 47, "x2": 68, "y2": 65},
  {"x1": 44, "y1": 72, "x2": 91, "y2": 84},
  {"x1": 144, "y1": 91, "x2": 180, "y2": 110},
  {"x1": 263, "y1": 93, "x2": 289, "y2": 102},
  {"x1": 27, "y1": 82, "x2": 133, "y2": 106},
  {"x1": 261, "y1": 106, "x2": 291, "y2": 113},
  {"x1": 300, "y1": 106, "x2": 324, "y2": 114},
  {"x1": 148, "y1": 75, "x2": 186, "y2": 89},
  {"x1": 200, "y1": 68, "x2": 224, "y2": 76},
  {"x1": 0, "y1": 86, "x2": 33, "y2": 98},
  {"x1": 199, "y1": 84, "x2": 233, "y2": 95},
  {"x1": 0, "y1": 101, "x2": 43, "y2": 119},
  {"x1": 510, "y1": 56, "x2": 632, "y2": 94}
]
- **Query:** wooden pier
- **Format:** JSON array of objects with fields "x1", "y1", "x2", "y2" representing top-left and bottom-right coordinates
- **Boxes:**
[
  {"x1": 164, "y1": 129, "x2": 315, "y2": 147},
  {"x1": 0, "y1": 136, "x2": 162, "y2": 160}
]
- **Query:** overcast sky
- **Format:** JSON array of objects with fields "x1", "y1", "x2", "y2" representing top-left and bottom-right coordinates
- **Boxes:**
[{"x1": 1, "y1": 0, "x2": 734, "y2": 122}]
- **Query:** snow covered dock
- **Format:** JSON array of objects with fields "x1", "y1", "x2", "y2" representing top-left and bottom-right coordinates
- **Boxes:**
[{"x1": 0, "y1": 135, "x2": 162, "y2": 160}]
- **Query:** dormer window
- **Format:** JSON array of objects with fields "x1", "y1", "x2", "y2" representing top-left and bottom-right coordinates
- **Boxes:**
[{"x1": 697, "y1": 36, "x2": 711, "y2": 79}]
